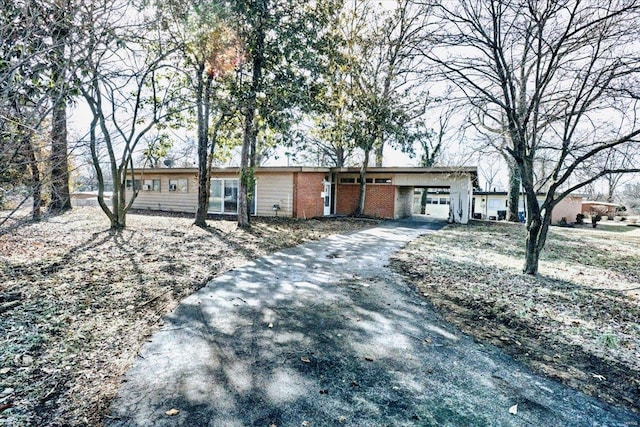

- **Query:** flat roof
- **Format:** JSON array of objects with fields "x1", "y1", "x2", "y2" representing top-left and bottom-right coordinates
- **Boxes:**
[
  {"x1": 138, "y1": 166, "x2": 332, "y2": 174},
  {"x1": 332, "y1": 166, "x2": 477, "y2": 174},
  {"x1": 133, "y1": 166, "x2": 477, "y2": 175}
]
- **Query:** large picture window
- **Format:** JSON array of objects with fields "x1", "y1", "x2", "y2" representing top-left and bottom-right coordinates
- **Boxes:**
[{"x1": 209, "y1": 179, "x2": 256, "y2": 214}]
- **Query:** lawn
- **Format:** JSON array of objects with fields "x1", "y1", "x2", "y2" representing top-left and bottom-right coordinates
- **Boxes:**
[
  {"x1": 0, "y1": 208, "x2": 377, "y2": 426},
  {"x1": 391, "y1": 220, "x2": 640, "y2": 413}
]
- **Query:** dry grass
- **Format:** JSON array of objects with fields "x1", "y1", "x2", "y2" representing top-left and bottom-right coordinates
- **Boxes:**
[
  {"x1": 391, "y1": 220, "x2": 640, "y2": 413},
  {"x1": 0, "y1": 208, "x2": 377, "y2": 426}
]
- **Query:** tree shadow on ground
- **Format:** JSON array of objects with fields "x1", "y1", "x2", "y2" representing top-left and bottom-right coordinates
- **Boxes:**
[
  {"x1": 392, "y1": 252, "x2": 640, "y2": 415},
  {"x1": 106, "y1": 223, "x2": 637, "y2": 427}
]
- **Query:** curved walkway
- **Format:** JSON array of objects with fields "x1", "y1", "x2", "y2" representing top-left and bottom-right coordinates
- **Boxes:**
[{"x1": 106, "y1": 219, "x2": 638, "y2": 426}]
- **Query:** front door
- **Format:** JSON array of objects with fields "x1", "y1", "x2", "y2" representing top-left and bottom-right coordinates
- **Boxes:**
[{"x1": 323, "y1": 181, "x2": 332, "y2": 216}]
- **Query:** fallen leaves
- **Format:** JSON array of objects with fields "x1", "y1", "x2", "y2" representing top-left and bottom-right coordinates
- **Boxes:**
[
  {"x1": 508, "y1": 404, "x2": 518, "y2": 415},
  {"x1": 0, "y1": 208, "x2": 375, "y2": 426},
  {"x1": 392, "y1": 221, "x2": 640, "y2": 413},
  {"x1": 165, "y1": 408, "x2": 180, "y2": 416}
]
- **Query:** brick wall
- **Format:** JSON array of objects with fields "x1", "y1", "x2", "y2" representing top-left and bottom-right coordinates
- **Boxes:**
[
  {"x1": 293, "y1": 172, "x2": 326, "y2": 218},
  {"x1": 336, "y1": 184, "x2": 395, "y2": 218}
]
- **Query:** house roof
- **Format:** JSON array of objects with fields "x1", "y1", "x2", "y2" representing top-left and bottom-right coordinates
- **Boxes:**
[
  {"x1": 582, "y1": 201, "x2": 620, "y2": 207},
  {"x1": 136, "y1": 165, "x2": 478, "y2": 177},
  {"x1": 139, "y1": 166, "x2": 332, "y2": 174}
]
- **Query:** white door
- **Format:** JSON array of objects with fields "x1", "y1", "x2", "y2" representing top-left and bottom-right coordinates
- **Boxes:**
[{"x1": 323, "y1": 181, "x2": 332, "y2": 216}]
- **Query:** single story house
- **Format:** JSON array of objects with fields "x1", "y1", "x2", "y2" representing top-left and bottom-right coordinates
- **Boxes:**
[
  {"x1": 472, "y1": 191, "x2": 584, "y2": 223},
  {"x1": 125, "y1": 166, "x2": 478, "y2": 223},
  {"x1": 581, "y1": 201, "x2": 619, "y2": 219}
]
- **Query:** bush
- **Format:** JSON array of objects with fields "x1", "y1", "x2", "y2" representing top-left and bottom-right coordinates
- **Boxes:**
[
  {"x1": 591, "y1": 214, "x2": 602, "y2": 228},
  {"x1": 576, "y1": 213, "x2": 585, "y2": 224}
]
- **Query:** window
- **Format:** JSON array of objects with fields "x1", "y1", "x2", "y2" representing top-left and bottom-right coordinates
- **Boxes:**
[
  {"x1": 209, "y1": 179, "x2": 255, "y2": 214},
  {"x1": 427, "y1": 187, "x2": 450, "y2": 194},
  {"x1": 126, "y1": 179, "x2": 142, "y2": 190},
  {"x1": 487, "y1": 199, "x2": 503, "y2": 210},
  {"x1": 356, "y1": 178, "x2": 373, "y2": 184},
  {"x1": 439, "y1": 197, "x2": 449, "y2": 205},
  {"x1": 340, "y1": 177, "x2": 356, "y2": 184},
  {"x1": 374, "y1": 178, "x2": 392, "y2": 184},
  {"x1": 169, "y1": 178, "x2": 188, "y2": 192},
  {"x1": 142, "y1": 179, "x2": 161, "y2": 191}
]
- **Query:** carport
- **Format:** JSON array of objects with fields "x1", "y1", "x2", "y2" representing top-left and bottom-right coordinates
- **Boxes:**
[{"x1": 332, "y1": 167, "x2": 477, "y2": 223}]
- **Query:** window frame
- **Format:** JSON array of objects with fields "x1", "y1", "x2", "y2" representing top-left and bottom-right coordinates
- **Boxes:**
[{"x1": 168, "y1": 178, "x2": 188, "y2": 193}]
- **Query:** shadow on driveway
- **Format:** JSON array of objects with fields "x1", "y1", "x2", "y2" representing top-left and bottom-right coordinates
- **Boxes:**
[{"x1": 106, "y1": 219, "x2": 638, "y2": 427}]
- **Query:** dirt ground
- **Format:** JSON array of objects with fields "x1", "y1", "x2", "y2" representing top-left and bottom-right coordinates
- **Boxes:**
[
  {"x1": 0, "y1": 208, "x2": 378, "y2": 426},
  {"x1": 391, "y1": 220, "x2": 640, "y2": 414}
]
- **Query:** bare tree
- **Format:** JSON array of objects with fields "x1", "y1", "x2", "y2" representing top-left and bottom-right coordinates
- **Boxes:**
[
  {"x1": 77, "y1": 0, "x2": 180, "y2": 229},
  {"x1": 343, "y1": 0, "x2": 434, "y2": 215},
  {"x1": 428, "y1": 1, "x2": 640, "y2": 274}
]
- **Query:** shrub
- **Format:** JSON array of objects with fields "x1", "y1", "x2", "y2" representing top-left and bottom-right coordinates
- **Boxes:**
[
  {"x1": 591, "y1": 214, "x2": 602, "y2": 228},
  {"x1": 576, "y1": 213, "x2": 585, "y2": 224}
]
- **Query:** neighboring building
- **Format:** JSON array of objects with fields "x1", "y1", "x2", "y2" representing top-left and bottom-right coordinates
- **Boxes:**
[
  {"x1": 124, "y1": 166, "x2": 478, "y2": 223},
  {"x1": 582, "y1": 201, "x2": 619, "y2": 219},
  {"x1": 472, "y1": 191, "x2": 584, "y2": 223}
]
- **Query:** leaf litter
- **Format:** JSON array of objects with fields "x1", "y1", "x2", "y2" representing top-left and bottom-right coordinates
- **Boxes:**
[
  {"x1": 0, "y1": 207, "x2": 377, "y2": 426},
  {"x1": 391, "y1": 220, "x2": 640, "y2": 413}
]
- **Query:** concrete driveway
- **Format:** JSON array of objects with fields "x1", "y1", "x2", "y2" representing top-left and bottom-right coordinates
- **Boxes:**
[{"x1": 106, "y1": 219, "x2": 639, "y2": 426}]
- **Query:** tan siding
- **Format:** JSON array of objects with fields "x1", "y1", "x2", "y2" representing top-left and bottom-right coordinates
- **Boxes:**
[
  {"x1": 129, "y1": 174, "x2": 198, "y2": 213},
  {"x1": 256, "y1": 174, "x2": 294, "y2": 217},
  {"x1": 552, "y1": 196, "x2": 583, "y2": 223}
]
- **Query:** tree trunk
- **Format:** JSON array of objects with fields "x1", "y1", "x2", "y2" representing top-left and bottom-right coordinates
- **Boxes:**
[
  {"x1": 355, "y1": 149, "x2": 370, "y2": 216},
  {"x1": 238, "y1": 14, "x2": 265, "y2": 229},
  {"x1": 523, "y1": 218, "x2": 542, "y2": 275},
  {"x1": 335, "y1": 146, "x2": 345, "y2": 168},
  {"x1": 521, "y1": 158, "x2": 550, "y2": 275},
  {"x1": 506, "y1": 158, "x2": 520, "y2": 222},
  {"x1": 238, "y1": 108, "x2": 255, "y2": 228},
  {"x1": 48, "y1": 11, "x2": 71, "y2": 213},
  {"x1": 49, "y1": 98, "x2": 71, "y2": 212},
  {"x1": 26, "y1": 131, "x2": 42, "y2": 220},
  {"x1": 194, "y1": 67, "x2": 212, "y2": 227},
  {"x1": 375, "y1": 143, "x2": 383, "y2": 167}
]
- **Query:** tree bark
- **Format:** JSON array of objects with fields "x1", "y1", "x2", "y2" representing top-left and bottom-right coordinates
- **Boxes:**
[
  {"x1": 238, "y1": 9, "x2": 265, "y2": 229},
  {"x1": 375, "y1": 143, "x2": 383, "y2": 167},
  {"x1": 506, "y1": 159, "x2": 521, "y2": 222},
  {"x1": 355, "y1": 149, "x2": 370, "y2": 216},
  {"x1": 48, "y1": 7, "x2": 71, "y2": 213},
  {"x1": 194, "y1": 66, "x2": 213, "y2": 227},
  {"x1": 26, "y1": 130, "x2": 42, "y2": 220},
  {"x1": 49, "y1": 98, "x2": 71, "y2": 212},
  {"x1": 521, "y1": 158, "x2": 550, "y2": 275}
]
